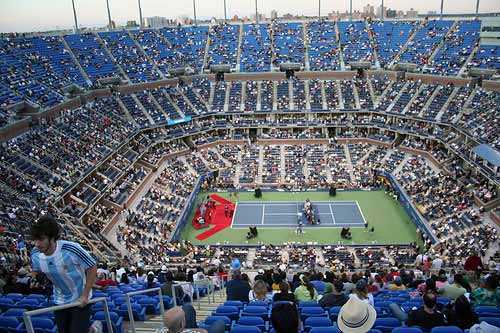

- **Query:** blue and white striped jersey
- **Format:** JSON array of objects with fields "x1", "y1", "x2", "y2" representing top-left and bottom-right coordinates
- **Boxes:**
[{"x1": 31, "y1": 240, "x2": 96, "y2": 305}]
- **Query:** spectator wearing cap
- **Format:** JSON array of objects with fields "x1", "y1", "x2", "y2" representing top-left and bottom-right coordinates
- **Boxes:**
[
  {"x1": 273, "y1": 280, "x2": 295, "y2": 304},
  {"x1": 337, "y1": 296, "x2": 377, "y2": 333},
  {"x1": 158, "y1": 265, "x2": 169, "y2": 284},
  {"x1": 254, "y1": 268, "x2": 265, "y2": 282},
  {"x1": 351, "y1": 279, "x2": 374, "y2": 307},
  {"x1": 387, "y1": 276, "x2": 406, "y2": 291},
  {"x1": 294, "y1": 275, "x2": 318, "y2": 302},
  {"x1": 225, "y1": 270, "x2": 251, "y2": 302},
  {"x1": 319, "y1": 280, "x2": 349, "y2": 308}
]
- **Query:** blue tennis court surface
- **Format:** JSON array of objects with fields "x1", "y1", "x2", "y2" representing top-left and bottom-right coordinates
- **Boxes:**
[{"x1": 232, "y1": 201, "x2": 366, "y2": 228}]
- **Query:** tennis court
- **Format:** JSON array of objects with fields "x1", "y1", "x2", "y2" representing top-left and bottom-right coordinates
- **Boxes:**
[{"x1": 231, "y1": 201, "x2": 366, "y2": 228}]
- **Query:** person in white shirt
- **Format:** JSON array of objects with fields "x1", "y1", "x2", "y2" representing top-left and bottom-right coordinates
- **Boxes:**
[{"x1": 432, "y1": 257, "x2": 444, "y2": 269}]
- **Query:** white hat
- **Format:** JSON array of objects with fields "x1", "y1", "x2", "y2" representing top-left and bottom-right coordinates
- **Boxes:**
[
  {"x1": 258, "y1": 269, "x2": 264, "y2": 274},
  {"x1": 161, "y1": 265, "x2": 168, "y2": 272},
  {"x1": 337, "y1": 296, "x2": 377, "y2": 333}
]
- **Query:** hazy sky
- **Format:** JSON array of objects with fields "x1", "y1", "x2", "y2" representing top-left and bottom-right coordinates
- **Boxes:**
[{"x1": 1, "y1": 0, "x2": 499, "y2": 33}]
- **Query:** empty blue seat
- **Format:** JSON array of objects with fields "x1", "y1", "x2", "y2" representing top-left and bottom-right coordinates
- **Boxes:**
[
  {"x1": 475, "y1": 306, "x2": 500, "y2": 316},
  {"x1": 309, "y1": 328, "x2": 341, "y2": 333},
  {"x1": 0, "y1": 316, "x2": 19, "y2": 333},
  {"x1": 224, "y1": 301, "x2": 244, "y2": 309},
  {"x1": 430, "y1": 326, "x2": 463, "y2": 333},
  {"x1": 237, "y1": 316, "x2": 266, "y2": 332},
  {"x1": 94, "y1": 311, "x2": 123, "y2": 333},
  {"x1": 230, "y1": 325, "x2": 262, "y2": 333},
  {"x1": 116, "y1": 303, "x2": 146, "y2": 321},
  {"x1": 304, "y1": 316, "x2": 333, "y2": 332},
  {"x1": 137, "y1": 298, "x2": 160, "y2": 315},
  {"x1": 213, "y1": 305, "x2": 240, "y2": 321},
  {"x1": 200, "y1": 315, "x2": 232, "y2": 331},
  {"x1": 299, "y1": 301, "x2": 320, "y2": 308},
  {"x1": 373, "y1": 317, "x2": 402, "y2": 332},
  {"x1": 479, "y1": 317, "x2": 500, "y2": 328},
  {"x1": 241, "y1": 306, "x2": 268, "y2": 320},
  {"x1": 301, "y1": 307, "x2": 328, "y2": 322},
  {"x1": 392, "y1": 328, "x2": 423, "y2": 333}
]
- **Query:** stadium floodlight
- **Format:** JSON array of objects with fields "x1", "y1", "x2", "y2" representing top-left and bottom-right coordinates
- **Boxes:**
[
  {"x1": 224, "y1": 0, "x2": 227, "y2": 22},
  {"x1": 137, "y1": 0, "x2": 143, "y2": 28},
  {"x1": 255, "y1": 0, "x2": 259, "y2": 24},
  {"x1": 318, "y1": 0, "x2": 321, "y2": 20},
  {"x1": 71, "y1": 0, "x2": 79, "y2": 33},
  {"x1": 105, "y1": 0, "x2": 112, "y2": 30},
  {"x1": 381, "y1": 0, "x2": 384, "y2": 20},
  {"x1": 193, "y1": 0, "x2": 198, "y2": 26},
  {"x1": 349, "y1": 0, "x2": 353, "y2": 21},
  {"x1": 475, "y1": 0, "x2": 480, "y2": 15},
  {"x1": 440, "y1": 0, "x2": 444, "y2": 19}
]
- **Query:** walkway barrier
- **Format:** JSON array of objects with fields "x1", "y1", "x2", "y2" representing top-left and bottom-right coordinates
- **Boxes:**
[
  {"x1": 23, "y1": 297, "x2": 113, "y2": 333},
  {"x1": 171, "y1": 282, "x2": 194, "y2": 307},
  {"x1": 193, "y1": 279, "x2": 215, "y2": 310},
  {"x1": 125, "y1": 287, "x2": 166, "y2": 333}
]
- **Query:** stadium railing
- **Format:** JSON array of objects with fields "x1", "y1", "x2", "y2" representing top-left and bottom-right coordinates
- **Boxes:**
[
  {"x1": 22, "y1": 297, "x2": 113, "y2": 333},
  {"x1": 125, "y1": 287, "x2": 166, "y2": 333}
]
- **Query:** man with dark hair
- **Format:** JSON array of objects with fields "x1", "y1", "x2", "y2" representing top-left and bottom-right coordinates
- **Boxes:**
[
  {"x1": 406, "y1": 292, "x2": 445, "y2": 331},
  {"x1": 30, "y1": 215, "x2": 98, "y2": 333},
  {"x1": 225, "y1": 270, "x2": 251, "y2": 302},
  {"x1": 319, "y1": 280, "x2": 349, "y2": 308},
  {"x1": 271, "y1": 302, "x2": 300, "y2": 333}
]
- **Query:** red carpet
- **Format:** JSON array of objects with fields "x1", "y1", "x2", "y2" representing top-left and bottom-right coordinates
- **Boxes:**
[{"x1": 194, "y1": 194, "x2": 235, "y2": 241}]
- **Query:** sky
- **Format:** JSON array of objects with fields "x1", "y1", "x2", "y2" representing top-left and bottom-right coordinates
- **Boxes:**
[{"x1": 0, "y1": 0, "x2": 499, "y2": 33}]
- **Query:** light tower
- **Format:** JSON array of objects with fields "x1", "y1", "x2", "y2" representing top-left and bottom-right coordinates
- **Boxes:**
[
  {"x1": 71, "y1": 0, "x2": 79, "y2": 33},
  {"x1": 349, "y1": 0, "x2": 353, "y2": 21},
  {"x1": 106, "y1": 0, "x2": 112, "y2": 30},
  {"x1": 318, "y1": 0, "x2": 321, "y2": 20},
  {"x1": 255, "y1": 0, "x2": 259, "y2": 24},
  {"x1": 440, "y1": 0, "x2": 444, "y2": 19},
  {"x1": 137, "y1": 0, "x2": 143, "y2": 27},
  {"x1": 193, "y1": 0, "x2": 198, "y2": 26},
  {"x1": 224, "y1": 0, "x2": 227, "y2": 22}
]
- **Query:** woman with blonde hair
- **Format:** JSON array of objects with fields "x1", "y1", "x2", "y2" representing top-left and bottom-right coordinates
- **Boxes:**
[{"x1": 249, "y1": 279, "x2": 269, "y2": 301}]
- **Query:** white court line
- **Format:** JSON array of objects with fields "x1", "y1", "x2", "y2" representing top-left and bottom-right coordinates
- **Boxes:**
[
  {"x1": 264, "y1": 212, "x2": 335, "y2": 216},
  {"x1": 356, "y1": 201, "x2": 368, "y2": 225},
  {"x1": 261, "y1": 204, "x2": 265, "y2": 225},
  {"x1": 232, "y1": 224, "x2": 366, "y2": 228},
  {"x1": 236, "y1": 201, "x2": 358, "y2": 205},
  {"x1": 329, "y1": 204, "x2": 337, "y2": 225},
  {"x1": 230, "y1": 203, "x2": 238, "y2": 229}
]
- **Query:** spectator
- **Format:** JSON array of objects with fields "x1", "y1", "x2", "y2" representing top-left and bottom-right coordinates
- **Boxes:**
[
  {"x1": 337, "y1": 296, "x2": 377, "y2": 333},
  {"x1": 273, "y1": 281, "x2": 295, "y2": 304},
  {"x1": 445, "y1": 295, "x2": 480, "y2": 330},
  {"x1": 387, "y1": 276, "x2": 406, "y2": 291},
  {"x1": 161, "y1": 304, "x2": 224, "y2": 333},
  {"x1": 294, "y1": 275, "x2": 318, "y2": 302},
  {"x1": 161, "y1": 271, "x2": 184, "y2": 299},
  {"x1": 30, "y1": 215, "x2": 97, "y2": 333},
  {"x1": 319, "y1": 280, "x2": 349, "y2": 308},
  {"x1": 271, "y1": 302, "x2": 301, "y2": 333},
  {"x1": 406, "y1": 292, "x2": 446, "y2": 331},
  {"x1": 226, "y1": 270, "x2": 251, "y2": 302},
  {"x1": 470, "y1": 275, "x2": 500, "y2": 307},
  {"x1": 158, "y1": 265, "x2": 169, "y2": 284},
  {"x1": 351, "y1": 279, "x2": 374, "y2": 307},
  {"x1": 249, "y1": 279, "x2": 269, "y2": 302},
  {"x1": 438, "y1": 273, "x2": 467, "y2": 299}
]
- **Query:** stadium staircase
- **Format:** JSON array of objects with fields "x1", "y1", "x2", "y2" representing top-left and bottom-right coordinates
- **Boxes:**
[
  {"x1": 126, "y1": 30, "x2": 166, "y2": 79},
  {"x1": 59, "y1": 34, "x2": 92, "y2": 85},
  {"x1": 389, "y1": 20, "x2": 426, "y2": 69},
  {"x1": 302, "y1": 23, "x2": 311, "y2": 71},
  {"x1": 426, "y1": 20, "x2": 459, "y2": 70},
  {"x1": 364, "y1": 20, "x2": 381, "y2": 69},
  {"x1": 334, "y1": 23, "x2": 345, "y2": 70},
  {"x1": 95, "y1": 32, "x2": 131, "y2": 83}
]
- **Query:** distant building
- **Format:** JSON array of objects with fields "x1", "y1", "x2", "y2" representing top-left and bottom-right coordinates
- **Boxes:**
[
  {"x1": 428, "y1": 11, "x2": 437, "y2": 15},
  {"x1": 144, "y1": 16, "x2": 170, "y2": 28},
  {"x1": 376, "y1": 5, "x2": 386, "y2": 18},
  {"x1": 386, "y1": 9, "x2": 397, "y2": 18},
  {"x1": 126, "y1": 20, "x2": 138, "y2": 28},
  {"x1": 271, "y1": 10, "x2": 278, "y2": 20},
  {"x1": 250, "y1": 13, "x2": 265, "y2": 22},
  {"x1": 363, "y1": 4, "x2": 375, "y2": 17},
  {"x1": 406, "y1": 8, "x2": 418, "y2": 18}
]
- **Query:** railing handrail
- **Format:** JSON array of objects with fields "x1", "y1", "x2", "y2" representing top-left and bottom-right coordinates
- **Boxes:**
[
  {"x1": 125, "y1": 287, "x2": 166, "y2": 333},
  {"x1": 23, "y1": 297, "x2": 113, "y2": 333}
]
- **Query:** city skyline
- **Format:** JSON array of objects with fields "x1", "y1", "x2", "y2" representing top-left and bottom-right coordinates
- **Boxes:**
[{"x1": 1, "y1": 0, "x2": 499, "y2": 33}]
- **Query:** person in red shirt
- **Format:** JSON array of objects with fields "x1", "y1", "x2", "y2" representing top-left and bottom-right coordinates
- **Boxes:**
[
  {"x1": 94, "y1": 272, "x2": 117, "y2": 289},
  {"x1": 464, "y1": 251, "x2": 483, "y2": 279}
]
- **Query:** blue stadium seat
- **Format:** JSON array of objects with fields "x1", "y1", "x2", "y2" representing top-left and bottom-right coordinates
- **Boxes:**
[
  {"x1": 200, "y1": 315, "x2": 232, "y2": 331},
  {"x1": 224, "y1": 301, "x2": 244, "y2": 309},
  {"x1": 479, "y1": 317, "x2": 500, "y2": 328},
  {"x1": 392, "y1": 328, "x2": 423, "y2": 333},
  {"x1": 303, "y1": 317, "x2": 334, "y2": 332},
  {"x1": 0, "y1": 316, "x2": 19, "y2": 333},
  {"x1": 94, "y1": 311, "x2": 123, "y2": 333},
  {"x1": 116, "y1": 303, "x2": 146, "y2": 321},
  {"x1": 430, "y1": 326, "x2": 463, "y2": 333},
  {"x1": 212, "y1": 305, "x2": 240, "y2": 321},
  {"x1": 230, "y1": 325, "x2": 262, "y2": 333},
  {"x1": 300, "y1": 307, "x2": 328, "y2": 322},
  {"x1": 373, "y1": 318, "x2": 402, "y2": 332},
  {"x1": 309, "y1": 328, "x2": 341, "y2": 333},
  {"x1": 240, "y1": 306, "x2": 269, "y2": 320},
  {"x1": 236, "y1": 316, "x2": 266, "y2": 332}
]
